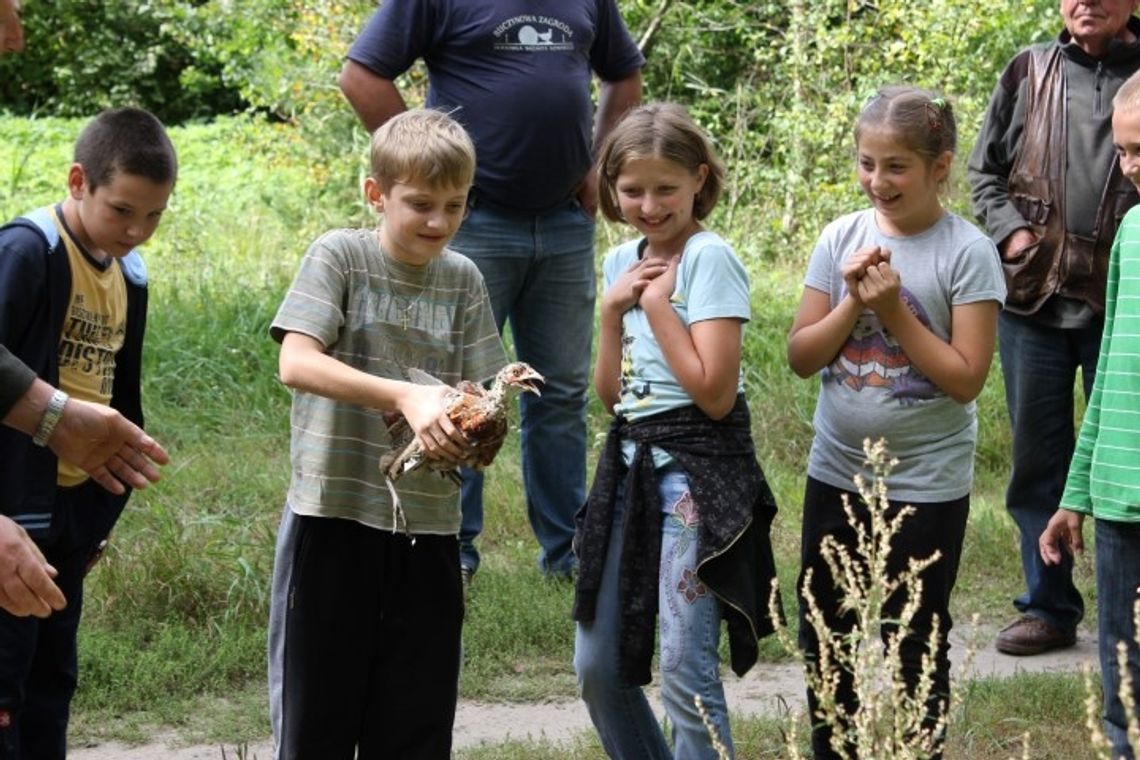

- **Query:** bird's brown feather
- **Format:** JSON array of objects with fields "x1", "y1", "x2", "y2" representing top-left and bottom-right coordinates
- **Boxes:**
[{"x1": 379, "y1": 362, "x2": 544, "y2": 485}]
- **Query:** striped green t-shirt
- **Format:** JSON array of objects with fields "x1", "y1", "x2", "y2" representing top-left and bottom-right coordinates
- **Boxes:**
[
  {"x1": 271, "y1": 228, "x2": 507, "y2": 534},
  {"x1": 1061, "y1": 207, "x2": 1140, "y2": 522}
]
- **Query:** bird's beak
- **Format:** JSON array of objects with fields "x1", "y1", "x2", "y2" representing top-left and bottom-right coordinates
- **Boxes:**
[{"x1": 517, "y1": 370, "x2": 544, "y2": 396}]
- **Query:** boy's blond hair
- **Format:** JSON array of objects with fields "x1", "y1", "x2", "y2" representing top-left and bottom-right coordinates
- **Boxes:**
[
  {"x1": 370, "y1": 109, "x2": 476, "y2": 191},
  {"x1": 1115, "y1": 70, "x2": 1140, "y2": 114}
]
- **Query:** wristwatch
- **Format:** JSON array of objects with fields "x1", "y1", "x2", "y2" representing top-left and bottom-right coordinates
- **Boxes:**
[{"x1": 32, "y1": 389, "x2": 69, "y2": 447}]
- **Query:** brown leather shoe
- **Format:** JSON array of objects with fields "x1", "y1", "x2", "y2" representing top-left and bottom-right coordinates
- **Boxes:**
[{"x1": 995, "y1": 615, "x2": 1077, "y2": 655}]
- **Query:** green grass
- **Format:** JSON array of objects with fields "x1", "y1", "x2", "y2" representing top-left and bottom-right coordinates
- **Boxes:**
[
  {"x1": 0, "y1": 113, "x2": 1104, "y2": 754},
  {"x1": 950, "y1": 672, "x2": 1092, "y2": 758}
]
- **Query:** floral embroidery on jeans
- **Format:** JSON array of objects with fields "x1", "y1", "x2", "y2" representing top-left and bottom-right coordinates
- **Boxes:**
[
  {"x1": 666, "y1": 490, "x2": 700, "y2": 559},
  {"x1": 677, "y1": 566, "x2": 707, "y2": 603},
  {"x1": 672, "y1": 489, "x2": 699, "y2": 526},
  {"x1": 666, "y1": 491, "x2": 705, "y2": 602},
  {"x1": 662, "y1": 485, "x2": 707, "y2": 673}
]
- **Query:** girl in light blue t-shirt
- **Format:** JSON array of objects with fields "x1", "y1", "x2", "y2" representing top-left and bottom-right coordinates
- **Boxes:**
[{"x1": 573, "y1": 103, "x2": 779, "y2": 760}]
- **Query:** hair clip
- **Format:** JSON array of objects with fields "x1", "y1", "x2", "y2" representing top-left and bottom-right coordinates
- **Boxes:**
[
  {"x1": 925, "y1": 102, "x2": 943, "y2": 133},
  {"x1": 930, "y1": 96, "x2": 946, "y2": 110}
]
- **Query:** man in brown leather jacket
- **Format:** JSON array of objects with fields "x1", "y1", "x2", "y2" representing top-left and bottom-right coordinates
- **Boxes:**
[{"x1": 969, "y1": 0, "x2": 1140, "y2": 657}]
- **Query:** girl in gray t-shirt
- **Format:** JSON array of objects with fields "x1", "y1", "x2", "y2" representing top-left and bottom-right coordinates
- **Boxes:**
[{"x1": 787, "y1": 87, "x2": 1005, "y2": 759}]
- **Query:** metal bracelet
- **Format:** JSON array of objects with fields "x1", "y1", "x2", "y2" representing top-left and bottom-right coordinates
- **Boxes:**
[{"x1": 32, "y1": 389, "x2": 68, "y2": 447}]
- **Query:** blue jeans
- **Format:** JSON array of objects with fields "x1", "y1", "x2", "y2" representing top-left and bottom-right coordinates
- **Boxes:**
[
  {"x1": 1095, "y1": 519, "x2": 1140, "y2": 759},
  {"x1": 574, "y1": 467, "x2": 733, "y2": 759},
  {"x1": 452, "y1": 199, "x2": 595, "y2": 576},
  {"x1": 999, "y1": 311, "x2": 1100, "y2": 633}
]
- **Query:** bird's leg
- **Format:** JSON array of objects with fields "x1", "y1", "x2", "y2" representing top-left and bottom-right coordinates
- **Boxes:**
[{"x1": 385, "y1": 476, "x2": 416, "y2": 546}]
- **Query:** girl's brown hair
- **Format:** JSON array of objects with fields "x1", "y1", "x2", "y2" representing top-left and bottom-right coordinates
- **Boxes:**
[
  {"x1": 596, "y1": 102, "x2": 725, "y2": 223},
  {"x1": 856, "y1": 86, "x2": 957, "y2": 163}
]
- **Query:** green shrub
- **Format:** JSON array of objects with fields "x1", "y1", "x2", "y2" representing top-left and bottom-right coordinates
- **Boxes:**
[{"x1": 0, "y1": 1, "x2": 244, "y2": 123}]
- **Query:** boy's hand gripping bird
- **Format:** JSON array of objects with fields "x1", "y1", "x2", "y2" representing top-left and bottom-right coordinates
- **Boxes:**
[{"x1": 379, "y1": 362, "x2": 544, "y2": 536}]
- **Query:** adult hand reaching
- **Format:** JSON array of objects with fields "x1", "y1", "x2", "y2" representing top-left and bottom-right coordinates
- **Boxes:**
[
  {"x1": 4, "y1": 377, "x2": 170, "y2": 495},
  {"x1": 0, "y1": 516, "x2": 64, "y2": 617},
  {"x1": 49, "y1": 397, "x2": 170, "y2": 495}
]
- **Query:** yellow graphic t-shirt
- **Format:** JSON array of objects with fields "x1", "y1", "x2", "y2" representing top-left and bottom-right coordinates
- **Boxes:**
[{"x1": 51, "y1": 208, "x2": 127, "y2": 486}]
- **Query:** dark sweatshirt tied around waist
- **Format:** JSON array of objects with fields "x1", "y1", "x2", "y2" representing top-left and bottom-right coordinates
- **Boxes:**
[{"x1": 572, "y1": 396, "x2": 782, "y2": 685}]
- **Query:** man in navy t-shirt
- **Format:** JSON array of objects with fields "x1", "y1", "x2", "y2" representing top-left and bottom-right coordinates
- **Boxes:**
[{"x1": 339, "y1": 0, "x2": 643, "y2": 582}]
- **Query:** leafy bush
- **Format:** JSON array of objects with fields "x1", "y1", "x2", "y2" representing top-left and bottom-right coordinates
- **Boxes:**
[
  {"x1": 0, "y1": 0, "x2": 1065, "y2": 292},
  {"x1": 0, "y1": 0, "x2": 245, "y2": 123},
  {"x1": 622, "y1": 0, "x2": 1059, "y2": 258}
]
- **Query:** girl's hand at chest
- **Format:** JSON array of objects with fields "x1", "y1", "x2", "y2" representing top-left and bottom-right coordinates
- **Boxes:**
[
  {"x1": 639, "y1": 255, "x2": 679, "y2": 309},
  {"x1": 842, "y1": 245, "x2": 890, "y2": 303},
  {"x1": 855, "y1": 260, "x2": 903, "y2": 318},
  {"x1": 595, "y1": 255, "x2": 672, "y2": 415},
  {"x1": 602, "y1": 256, "x2": 671, "y2": 317}
]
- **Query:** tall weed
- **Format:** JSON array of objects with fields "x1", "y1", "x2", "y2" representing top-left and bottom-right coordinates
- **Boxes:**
[{"x1": 772, "y1": 439, "x2": 964, "y2": 759}]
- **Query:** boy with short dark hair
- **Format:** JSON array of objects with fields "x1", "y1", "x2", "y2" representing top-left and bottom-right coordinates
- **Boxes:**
[
  {"x1": 0, "y1": 106, "x2": 177, "y2": 757},
  {"x1": 1041, "y1": 68, "x2": 1140, "y2": 760},
  {"x1": 268, "y1": 108, "x2": 507, "y2": 759}
]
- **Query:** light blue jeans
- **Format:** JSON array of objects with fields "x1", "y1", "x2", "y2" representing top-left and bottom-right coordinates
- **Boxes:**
[
  {"x1": 574, "y1": 467, "x2": 733, "y2": 759},
  {"x1": 1095, "y1": 518, "x2": 1140, "y2": 759},
  {"x1": 453, "y1": 199, "x2": 595, "y2": 576}
]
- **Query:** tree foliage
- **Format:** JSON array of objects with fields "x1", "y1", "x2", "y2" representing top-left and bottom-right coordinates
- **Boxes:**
[
  {"x1": 0, "y1": 0, "x2": 1062, "y2": 254},
  {"x1": 617, "y1": 0, "x2": 1059, "y2": 253},
  {"x1": 0, "y1": 0, "x2": 245, "y2": 123}
]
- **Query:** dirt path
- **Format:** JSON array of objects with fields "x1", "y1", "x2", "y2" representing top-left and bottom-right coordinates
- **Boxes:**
[{"x1": 69, "y1": 630, "x2": 1098, "y2": 758}]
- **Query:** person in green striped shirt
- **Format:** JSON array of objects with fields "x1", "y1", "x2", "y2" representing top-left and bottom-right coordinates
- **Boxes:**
[{"x1": 1041, "y1": 69, "x2": 1140, "y2": 760}]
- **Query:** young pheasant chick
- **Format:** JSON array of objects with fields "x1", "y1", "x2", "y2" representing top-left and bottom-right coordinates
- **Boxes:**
[{"x1": 380, "y1": 362, "x2": 544, "y2": 533}]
